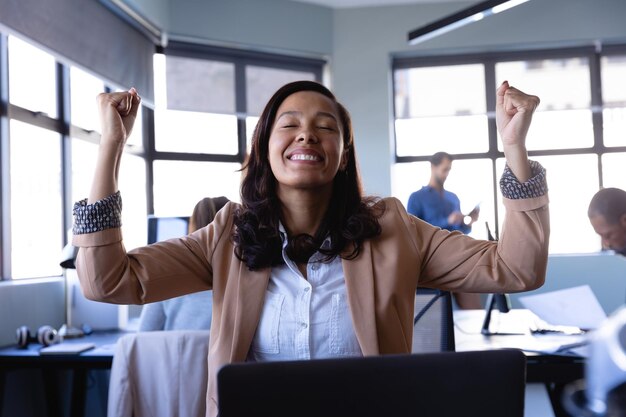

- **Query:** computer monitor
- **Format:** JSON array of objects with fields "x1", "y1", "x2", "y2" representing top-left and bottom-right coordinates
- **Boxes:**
[{"x1": 147, "y1": 215, "x2": 190, "y2": 244}]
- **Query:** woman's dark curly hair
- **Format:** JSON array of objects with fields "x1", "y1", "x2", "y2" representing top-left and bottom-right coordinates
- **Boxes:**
[{"x1": 233, "y1": 80, "x2": 383, "y2": 270}]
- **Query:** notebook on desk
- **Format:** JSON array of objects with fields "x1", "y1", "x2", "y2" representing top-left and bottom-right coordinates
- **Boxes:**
[
  {"x1": 217, "y1": 350, "x2": 526, "y2": 417},
  {"x1": 39, "y1": 342, "x2": 95, "y2": 355}
]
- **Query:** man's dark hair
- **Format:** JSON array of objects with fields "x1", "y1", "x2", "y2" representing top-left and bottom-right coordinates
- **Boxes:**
[
  {"x1": 588, "y1": 187, "x2": 626, "y2": 224},
  {"x1": 430, "y1": 152, "x2": 453, "y2": 167}
]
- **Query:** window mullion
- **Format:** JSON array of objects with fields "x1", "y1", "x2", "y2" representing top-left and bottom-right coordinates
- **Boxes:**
[
  {"x1": 0, "y1": 33, "x2": 9, "y2": 278},
  {"x1": 589, "y1": 49, "x2": 604, "y2": 188},
  {"x1": 235, "y1": 59, "x2": 247, "y2": 163},
  {"x1": 144, "y1": 106, "x2": 155, "y2": 215},
  {"x1": 483, "y1": 60, "x2": 500, "y2": 239},
  {"x1": 58, "y1": 63, "x2": 72, "y2": 244}
]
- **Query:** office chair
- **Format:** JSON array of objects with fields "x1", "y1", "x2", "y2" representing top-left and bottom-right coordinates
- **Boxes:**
[
  {"x1": 107, "y1": 330, "x2": 210, "y2": 417},
  {"x1": 412, "y1": 287, "x2": 455, "y2": 353},
  {"x1": 218, "y1": 349, "x2": 527, "y2": 417}
]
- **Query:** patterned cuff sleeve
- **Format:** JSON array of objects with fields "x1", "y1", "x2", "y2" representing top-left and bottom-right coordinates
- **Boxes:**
[
  {"x1": 499, "y1": 160, "x2": 547, "y2": 199},
  {"x1": 73, "y1": 191, "x2": 123, "y2": 235}
]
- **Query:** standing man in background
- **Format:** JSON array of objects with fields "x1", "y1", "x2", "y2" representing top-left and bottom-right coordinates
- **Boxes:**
[
  {"x1": 407, "y1": 151, "x2": 482, "y2": 309},
  {"x1": 588, "y1": 187, "x2": 626, "y2": 257}
]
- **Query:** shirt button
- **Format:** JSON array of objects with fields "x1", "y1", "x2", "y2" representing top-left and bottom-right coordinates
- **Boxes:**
[
  {"x1": 302, "y1": 322, "x2": 308, "y2": 328},
  {"x1": 304, "y1": 287, "x2": 310, "y2": 293},
  {"x1": 311, "y1": 264, "x2": 319, "y2": 271}
]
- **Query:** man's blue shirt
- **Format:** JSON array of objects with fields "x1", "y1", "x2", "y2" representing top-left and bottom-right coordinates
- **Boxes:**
[{"x1": 407, "y1": 186, "x2": 471, "y2": 234}]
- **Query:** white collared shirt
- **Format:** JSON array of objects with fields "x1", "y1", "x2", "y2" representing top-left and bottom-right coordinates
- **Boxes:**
[{"x1": 248, "y1": 229, "x2": 363, "y2": 362}]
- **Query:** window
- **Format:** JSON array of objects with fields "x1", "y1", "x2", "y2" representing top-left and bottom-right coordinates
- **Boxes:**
[
  {"x1": 394, "y1": 64, "x2": 488, "y2": 157},
  {"x1": 495, "y1": 58, "x2": 592, "y2": 151},
  {"x1": 393, "y1": 46, "x2": 626, "y2": 254},
  {"x1": 8, "y1": 36, "x2": 57, "y2": 118},
  {"x1": 4, "y1": 35, "x2": 64, "y2": 279},
  {"x1": 0, "y1": 33, "x2": 324, "y2": 281},
  {"x1": 152, "y1": 42, "x2": 324, "y2": 216},
  {"x1": 9, "y1": 121, "x2": 63, "y2": 278},
  {"x1": 601, "y1": 55, "x2": 626, "y2": 148},
  {"x1": 70, "y1": 66, "x2": 104, "y2": 132},
  {"x1": 1, "y1": 34, "x2": 147, "y2": 280}
]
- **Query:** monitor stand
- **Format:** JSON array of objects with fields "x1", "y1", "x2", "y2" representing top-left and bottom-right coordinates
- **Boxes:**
[{"x1": 480, "y1": 293, "x2": 524, "y2": 335}]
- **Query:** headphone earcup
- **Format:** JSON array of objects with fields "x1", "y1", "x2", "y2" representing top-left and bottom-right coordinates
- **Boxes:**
[
  {"x1": 16, "y1": 325, "x2": 30, "y2": 348},
  {"x1": 37, "y1": 325, "x2": 59, "y2": 347}
]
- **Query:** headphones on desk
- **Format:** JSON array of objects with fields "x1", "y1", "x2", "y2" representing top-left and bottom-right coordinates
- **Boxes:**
[{"x1": 16, "y1": 325, "x2": 60, "y2": 348}]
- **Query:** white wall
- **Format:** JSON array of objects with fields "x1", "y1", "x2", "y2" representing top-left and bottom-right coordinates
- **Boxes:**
[{"x1": 167, "y1": 0, "x2": 334, "y2": 57}]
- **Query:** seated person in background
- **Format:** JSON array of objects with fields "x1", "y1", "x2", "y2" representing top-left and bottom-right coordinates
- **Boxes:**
[
  {"x1": 138, "y1": 196, "x2": 229, "y2": 331},
  {"x1": 588, "y1": 187, "x2": 626, "y2": 257}
]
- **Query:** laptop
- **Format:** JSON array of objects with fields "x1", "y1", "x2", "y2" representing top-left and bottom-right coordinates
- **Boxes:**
[{"x1": 217, "y1": 349, "x2": 526, "y2": 417}]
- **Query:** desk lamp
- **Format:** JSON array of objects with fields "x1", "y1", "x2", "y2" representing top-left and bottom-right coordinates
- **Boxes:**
[{"x1": 59, "y1": 243, "x2": 84, "y2": 338}]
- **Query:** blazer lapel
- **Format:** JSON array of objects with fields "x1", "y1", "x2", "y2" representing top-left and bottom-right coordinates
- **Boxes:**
[{"x1": 342, "y1": 242, "x2": 380, "y2": 355}]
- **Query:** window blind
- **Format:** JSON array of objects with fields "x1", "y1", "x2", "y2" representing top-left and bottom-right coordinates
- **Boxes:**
[{"x1": 0, "y1": 0, "x2": 155, "y2": 103}]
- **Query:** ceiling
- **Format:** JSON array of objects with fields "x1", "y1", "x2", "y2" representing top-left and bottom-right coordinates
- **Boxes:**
[{"x1": 287, "y1": 0, "x2": 474, "y2": 8}]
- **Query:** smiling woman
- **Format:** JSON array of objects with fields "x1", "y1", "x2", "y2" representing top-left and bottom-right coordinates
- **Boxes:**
[
  {"x1": 236, "y1": 83, "x2": 381, "y2": 271},
  {"x1": 72, "y1": 79, "x2": 550, "y2": 417}
]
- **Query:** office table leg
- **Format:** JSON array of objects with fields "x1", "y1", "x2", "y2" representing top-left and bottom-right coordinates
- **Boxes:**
[
  {"x1": 0, "y1": 370, "x2": 5, "y2": 417},
  {"x1": 70, "y1": 369, "x2": 87, "y2": 417},
  {"x1": 546, "y1": 383, "x2": 569, "y2": 417},
  {"x1": 42, "y1": 369, "x2": 63, "y2": 417}
]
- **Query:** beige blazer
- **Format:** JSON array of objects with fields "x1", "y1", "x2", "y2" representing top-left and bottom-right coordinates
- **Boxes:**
[{"x1": 74, "y1": 196, "x2": 549, "y2": 417}]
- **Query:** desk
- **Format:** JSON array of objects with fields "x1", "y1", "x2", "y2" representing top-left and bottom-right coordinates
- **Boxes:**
[
  {"x1": 0, "y1": 330, "x2": 128, "y2": 417},
  {"x1": 454, "y1": 309, "x2": 585, "y2": 417}
]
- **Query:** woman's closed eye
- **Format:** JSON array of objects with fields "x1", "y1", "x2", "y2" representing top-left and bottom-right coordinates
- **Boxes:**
[{"x1": 277, "y1": 120, "x2": 300, "y2": 129}]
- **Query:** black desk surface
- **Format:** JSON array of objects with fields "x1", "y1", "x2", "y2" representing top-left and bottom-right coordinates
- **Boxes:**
[
  {"x1": 454, "y1": 309, "x2": 585, "y2": 382},
  {"x1": 454, "y1": 309, "x2": 585, "y2": 417},
  {"x1": 1, "y1": 314, "x2": 583, "y2": 417},
  {"x1": 0, "y1": 330, "x2": 129, "y2": 417}
]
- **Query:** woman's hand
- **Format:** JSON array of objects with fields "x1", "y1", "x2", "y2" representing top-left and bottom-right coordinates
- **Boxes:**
[
  {"x1": 89, "y1": 88, "x2": 140, "y2": 203},
  {"x1": 97, "y1": 88, "x2": 141, "y2": 145},
  {"x1": 495, "y1": 81, "x2": 540, "y2": 182}
]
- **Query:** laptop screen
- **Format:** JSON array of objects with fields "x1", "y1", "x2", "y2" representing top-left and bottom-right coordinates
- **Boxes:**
[{"x1": 217, "y1": 350, "x2": 525, "y2": 417}]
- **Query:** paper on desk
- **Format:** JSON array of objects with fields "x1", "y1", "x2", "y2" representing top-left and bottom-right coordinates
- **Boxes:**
[
  {"x1": 519, "y1": 285, "x2": 607, "y2": 330},
  {"x1": 514, "y1": 335, "x2": 590, "y2": 357}
]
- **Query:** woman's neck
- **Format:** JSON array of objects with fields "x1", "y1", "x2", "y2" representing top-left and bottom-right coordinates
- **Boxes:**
[{"x1": 277, "y1": 186, "x2": 332, "y2": 237}]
